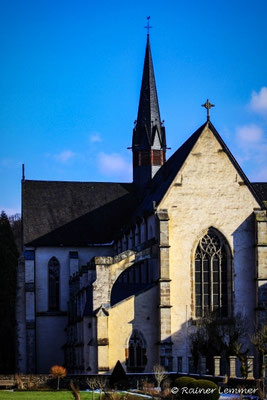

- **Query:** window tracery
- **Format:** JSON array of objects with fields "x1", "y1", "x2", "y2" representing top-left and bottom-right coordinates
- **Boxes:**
[
  {"x1": 195, "y1": 230, "x2": 229, "y2": 318},
  {"x1": 126, "y1": 330, "x2": 147, "y2": 372}
]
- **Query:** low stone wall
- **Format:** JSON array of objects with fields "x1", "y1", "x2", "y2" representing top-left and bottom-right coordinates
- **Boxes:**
[
  {"x1": 0, "y1": 374, "x2": 55, "y2": 389},
  {"x1": 0, "y1": 373, "x2": 262, "y2": 391}
]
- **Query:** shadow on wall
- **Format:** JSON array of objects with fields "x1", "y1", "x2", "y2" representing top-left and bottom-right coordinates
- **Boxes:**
[
  {"x1": 232, "y1": 213, "x2": 256, "y2": 336},
  {"x1": 91, "y1": 214, "x2": 259, "y2": 378}
]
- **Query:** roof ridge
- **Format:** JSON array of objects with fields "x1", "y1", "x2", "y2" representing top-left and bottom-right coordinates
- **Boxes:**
[{"x1": 23, "y1": 179, "x2": 134, "y2": 185}]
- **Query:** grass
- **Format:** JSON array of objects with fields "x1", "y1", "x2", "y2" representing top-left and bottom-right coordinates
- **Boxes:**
[
  {"x1": 0, "y1": 391, "x2": 98, "y2": 400},
  {"x1": 0, "y1": 392, "x2": 72, "y2": 400},
  {"x1": 0, "y1": 391, "x2": 147, "y2": 400}
]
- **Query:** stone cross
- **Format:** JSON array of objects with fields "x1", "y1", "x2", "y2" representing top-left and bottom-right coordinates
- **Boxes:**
[{"x1": 202, "y1": 99, "x2": 215, "y2": 121}]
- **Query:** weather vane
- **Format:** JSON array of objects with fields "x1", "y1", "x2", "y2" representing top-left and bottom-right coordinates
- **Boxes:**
[
  {"x1": 145, "y1": 16, "x2": 152, "y2": 35},
  {"x1": 202, "y1": 99, "x2": 215, "y2": 121}
]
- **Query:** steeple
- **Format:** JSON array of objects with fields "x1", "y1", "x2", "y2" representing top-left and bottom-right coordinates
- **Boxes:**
[{"x1": 132, "y1": 34, "x2": 167, "y2": 191}]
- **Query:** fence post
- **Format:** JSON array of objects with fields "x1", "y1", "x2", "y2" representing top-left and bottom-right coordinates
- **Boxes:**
[
  {"x1": 247, "y1": 356, "x2": 254, "y2": 379},
  {"x1": 229, "y1": 356, "x2": 237, "y2": 378},
  {"x1": 213, "y1": 356, "x2": 221, "y2": 377}
]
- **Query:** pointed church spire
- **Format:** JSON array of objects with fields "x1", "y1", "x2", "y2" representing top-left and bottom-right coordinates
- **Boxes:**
[
  {"x1": 132, "y1": 33, "x2": 167, "y2": 191},
  {"x1": 134, "y1": 34, "x2": 163, "y2": 148}
]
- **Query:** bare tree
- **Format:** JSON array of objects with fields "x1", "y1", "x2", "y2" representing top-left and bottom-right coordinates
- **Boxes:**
[
  {"x1": 251, "y1": 324, "x2": 267, "y2": 378},
  {"x1": 153, "y1": 364, "x2": 167, "y2": 390},
  {"x1": 87, "y1": 377, "x2": 98, "y2": 400},
  {"x1": 14, "y1": 374, "x2": 24, "y2": 390},
  {"x1": 190, "y1": 311, "x2": 249, "y2": 373},
  {"x1": 87, "y1": 376, "x2": 107, "y2": 400},
  {"x1": 95, "y1": 376, "x2": 108, "y2": 400}
]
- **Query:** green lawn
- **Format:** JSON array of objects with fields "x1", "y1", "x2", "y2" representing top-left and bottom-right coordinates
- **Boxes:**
[
  {"x1": 0, "y1": 391, "x2": 98, "y2": 400},
  {"x1": 0, "y1": 392, "x2": 147, "y2": 400}
]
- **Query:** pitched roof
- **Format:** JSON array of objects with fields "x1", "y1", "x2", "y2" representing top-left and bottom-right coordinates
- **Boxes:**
[
  {"x1": 133, "y1": 121, "x2": 265, "y2": 219},
  {"x1": 23, "y1": 123, "x2": 266, "y2": 247},
  {"x1": 133, "y1": 122, "x2": 206, "y2": 218},
  {"x1": 22, "y1": 180, "x2": 139, "y2": 246},
  {"x1": 251, "y1": 183, "x2": 267, "y2": 202}
]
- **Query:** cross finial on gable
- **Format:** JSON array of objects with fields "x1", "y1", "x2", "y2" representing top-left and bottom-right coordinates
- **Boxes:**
[
  {"x1": 144, "y1": 16, "x2": 152, "y2": 36},
  {"x1": 202, "y1": 99, "x2": 215, "y2": 121}
]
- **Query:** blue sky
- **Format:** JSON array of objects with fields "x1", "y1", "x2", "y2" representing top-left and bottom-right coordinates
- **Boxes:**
[{"x1": 1, "y1": 0, "x2": 267, "y2": 215}]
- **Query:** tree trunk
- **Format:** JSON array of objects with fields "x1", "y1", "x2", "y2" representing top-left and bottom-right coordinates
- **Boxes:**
[{"x1": 70, "y1": 380, "x2": 81, "y2": 400}]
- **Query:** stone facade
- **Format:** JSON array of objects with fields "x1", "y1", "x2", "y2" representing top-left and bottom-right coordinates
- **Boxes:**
[
  {"x1": 159, "y1": 125, "x2": 260, "y2": 370},
  {"x1": 17, "y1": 126, "x2": 266, "y2": 373},
  {"x1": 16, "y1": 37, "x2": 266, "y2": 376}
]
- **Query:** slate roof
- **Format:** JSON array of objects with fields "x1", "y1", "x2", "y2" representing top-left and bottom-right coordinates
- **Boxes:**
[
  {"x1": 132, "y1": 122, "x2": 206, "y2": 218},
  {"x1": 252, "y1": 183, "x2": 267, "y2": 202},
  {"x1": 132, "y1": 120, "x2": 265, "y2": 219},
  {"x1": 23, "y1": 122, "x2": 266, "y2": 247},
  {"x1": 22, "y1": 180, "x2": 139, "y2": 246},
  {"x1": 132, "y1": 35, "x2": 166, "y2": 150}
]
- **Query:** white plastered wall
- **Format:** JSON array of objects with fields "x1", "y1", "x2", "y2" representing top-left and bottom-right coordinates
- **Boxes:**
[{"x1": 34, "y1": 245, "x2": 113, "y2": 372}]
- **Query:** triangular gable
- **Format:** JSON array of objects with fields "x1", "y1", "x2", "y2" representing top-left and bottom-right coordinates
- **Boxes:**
[
  {"x1": 152, "y1": 125, "x2": 162, "y2": 148},
  {"x1": 207, "y1": 121, "x2": 264, "y2": 209},
  {"x1": 134, "y1": 121, "x2": 264, "y2": 219}
]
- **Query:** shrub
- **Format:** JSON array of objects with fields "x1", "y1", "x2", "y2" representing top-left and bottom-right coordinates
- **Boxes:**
[
  {"x1": 174, "y1": 376, "x2": 197, "y2": 388},
  {"x1": 174, "y1": 377, "x2": 197, "y2": 399},
  {"x1": 110, "y1": 360, "x2": 128, "y2": 389},
  {"x1": 196, "y1": 379, "x2": 219, "y2": 400},
  {"x1": 14, "y1": 374, "x2": 24, "y2": 390}
]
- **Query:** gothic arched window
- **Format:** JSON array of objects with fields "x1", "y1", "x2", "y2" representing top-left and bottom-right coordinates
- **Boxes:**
[
  {"x1": 48, "y1": 257, "x2": 60, "y2": 311},
  {"x1": 126, "y1": 330, "x2": 147, "y2": 372},
  {"x1": 195, "y1": 229, "x2": 230, "y2": 318}
]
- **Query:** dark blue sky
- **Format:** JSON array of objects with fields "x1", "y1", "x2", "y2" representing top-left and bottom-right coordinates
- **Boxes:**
[{"x1": 1, "y1": 0, "x2": 267, "y2": 214}]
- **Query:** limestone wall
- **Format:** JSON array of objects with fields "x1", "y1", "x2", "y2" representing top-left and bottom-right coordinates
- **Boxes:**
[
  {"x1": 108, "y1": 285, "x2": 158, "y2": 372},
  {"x1": 159, "y1": 125, "x2": 260, "y2": 371},
  {"x1": 255, "y1": 210, "x2": 267, "y2": 326}
]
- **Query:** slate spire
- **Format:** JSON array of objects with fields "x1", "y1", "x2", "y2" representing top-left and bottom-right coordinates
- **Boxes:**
[{"x1": 132, "y1": 35, "x2": 167, "y2": 191}]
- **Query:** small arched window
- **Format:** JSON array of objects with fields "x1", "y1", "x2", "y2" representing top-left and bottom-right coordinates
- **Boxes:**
[
  {"x1": 195, "y1": 229, "x2": 230, "y2": 318},
  {"x1": 126, "y1": 330, "x2": 147, "y2": 372},
  {"x1": 48, "y1": 257, "x2": 60, "y2": 311}
]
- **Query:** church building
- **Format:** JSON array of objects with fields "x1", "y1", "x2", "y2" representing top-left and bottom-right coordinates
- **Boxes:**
[{"x1": 16, "y1": 34, "x2": 267, "y2": 375}]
